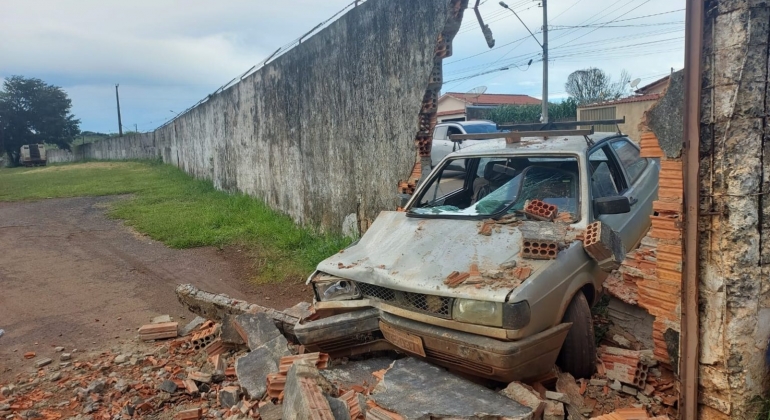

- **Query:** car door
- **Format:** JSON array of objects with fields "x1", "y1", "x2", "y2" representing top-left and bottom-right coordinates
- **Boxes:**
[
  {"x1": 608, "y1": 138, "x2": 659, "y2": 248},
  {"x1": 431, "y1": 125, "x2": 453, "y2": 167},
  {"x1": 588, "y1": 143, "x2": 635, "y2": 248}
]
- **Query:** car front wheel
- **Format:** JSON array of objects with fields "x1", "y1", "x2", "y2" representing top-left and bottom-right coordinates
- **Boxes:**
[{"x1": 556, "y1": 291, "x2": 596, "y2": 379}]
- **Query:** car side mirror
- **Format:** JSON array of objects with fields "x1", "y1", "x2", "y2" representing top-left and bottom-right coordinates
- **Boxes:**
[{"x1": 594, "y1": 196, "x2": 631, "y2": 215}]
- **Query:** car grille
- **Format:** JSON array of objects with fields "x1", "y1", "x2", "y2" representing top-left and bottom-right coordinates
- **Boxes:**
[{"x1": 357, "y1": 282, "x2": 453, "y2": 319}]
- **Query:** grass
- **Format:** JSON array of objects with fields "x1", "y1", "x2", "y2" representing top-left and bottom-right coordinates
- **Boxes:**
[{"x1": 0, "y1": 160, "x2": 351, "y2": 283}]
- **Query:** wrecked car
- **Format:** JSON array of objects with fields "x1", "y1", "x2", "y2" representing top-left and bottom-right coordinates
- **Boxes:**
[{"x1": 296, "y1": 132, "x2": 659, "y2": 382}]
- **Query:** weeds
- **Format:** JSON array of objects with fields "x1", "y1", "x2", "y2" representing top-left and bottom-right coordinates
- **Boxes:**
[{"x1": 0, "y1": 161, "x2": 351, "y2": 283}]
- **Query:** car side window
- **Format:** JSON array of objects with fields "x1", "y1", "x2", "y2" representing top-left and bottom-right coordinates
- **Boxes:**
[
  {"x1": 433, "y1": 126, "x2": 448, "y2": 140},
  {"x1": 588, "y1": 147, "x2": 624, "y2": 198},
  {"x1": 611, "y1": 139, "x2": 648, "y2": 185}
]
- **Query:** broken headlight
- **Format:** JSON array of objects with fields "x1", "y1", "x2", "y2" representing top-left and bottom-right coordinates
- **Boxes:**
[
  {"x1": 453, "y1": 299, "x2": 531, "y2": 329},
  {"x1": 313, "y1": 276, "x2": 361, "y2": 301}
]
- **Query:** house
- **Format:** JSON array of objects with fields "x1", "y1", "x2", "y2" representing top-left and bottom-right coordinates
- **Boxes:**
[
  {"x1": 576, "y1": 75, "x2": 672, "y2": 142},
  {"x1": 436, "y1": 92, "x2": 541, "y2": 122},
  {"x1": 634, "y1": 74, "x2": 670, "y2": 95}
]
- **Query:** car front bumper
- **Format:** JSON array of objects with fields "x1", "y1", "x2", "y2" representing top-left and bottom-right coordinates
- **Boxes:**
[{"x1": 295, "y1": 307, "x2": 572, "y2": 382}]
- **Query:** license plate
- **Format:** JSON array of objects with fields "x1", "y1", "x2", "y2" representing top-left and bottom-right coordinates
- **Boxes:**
[{"x1": 380, "y1": 322, "x2": 426, "y2": 357}]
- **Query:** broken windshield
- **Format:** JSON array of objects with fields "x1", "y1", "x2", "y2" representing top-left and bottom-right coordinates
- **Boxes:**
[{"x1": 409, "y1": 156, "x2": 579, "y2": 220}]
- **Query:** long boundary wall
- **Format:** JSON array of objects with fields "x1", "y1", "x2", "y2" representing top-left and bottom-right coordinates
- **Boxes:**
[{"x1": 50, "y1": 0, "x2": 467, "y2": 234}]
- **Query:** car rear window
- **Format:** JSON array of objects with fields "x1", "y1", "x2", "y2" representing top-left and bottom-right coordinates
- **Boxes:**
[{"x1": 462, "y1": 124, "x2": 498, "y2": 134}]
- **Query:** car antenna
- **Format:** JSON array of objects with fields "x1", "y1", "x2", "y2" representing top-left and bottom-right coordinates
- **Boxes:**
[{"x1": 584, "y1": 132, "x2": 595, "y2": 147}]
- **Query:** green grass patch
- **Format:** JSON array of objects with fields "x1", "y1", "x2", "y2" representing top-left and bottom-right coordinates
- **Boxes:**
[{"x1": 0, "y1": 161, "x2": 351, "y2": 283}]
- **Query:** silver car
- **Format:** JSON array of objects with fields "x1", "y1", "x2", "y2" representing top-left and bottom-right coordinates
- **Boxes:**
[
  {"x1": 431, "y1": 120, "x2": 503, "y2": 168},
  {"x1": 296, "y1": 133, "x2": 658, "y2": 382}
]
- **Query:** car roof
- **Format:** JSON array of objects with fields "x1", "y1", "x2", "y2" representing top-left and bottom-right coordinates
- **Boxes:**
[{"x1": 447, "y1": 132, "x2": 624, "y2": 158}]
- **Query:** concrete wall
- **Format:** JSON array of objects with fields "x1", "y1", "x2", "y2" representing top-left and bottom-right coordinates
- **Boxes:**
[
  {"x1": 47, "y1": 149, "x2": 76, "y2": 163},
  {"x1": 58, "y1": 0, "x2": 466, "y2": 234},
  {"x1": 697, "y1": 1, "x2": 770, "y2": 418}
]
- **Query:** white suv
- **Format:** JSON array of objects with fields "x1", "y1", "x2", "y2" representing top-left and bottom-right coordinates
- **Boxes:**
[{"x1": 431, "y1": 121, "x2": 504, "y2": 168}]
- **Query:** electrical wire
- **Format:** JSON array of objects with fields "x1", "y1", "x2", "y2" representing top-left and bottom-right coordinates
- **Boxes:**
[
  {"x1": 555, "y1": 0, "x2": 655, "y2": 48},
  {"x1": 446, "y1": 26, "x2": 684, "y2": 78}
]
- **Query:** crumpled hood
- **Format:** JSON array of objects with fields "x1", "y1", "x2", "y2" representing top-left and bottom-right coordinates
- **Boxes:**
[{"x1": 316, "y1": 211, "x2": 557, "y2": 302}]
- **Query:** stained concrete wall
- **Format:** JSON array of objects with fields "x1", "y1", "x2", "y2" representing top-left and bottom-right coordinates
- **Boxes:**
[
  {"x1": 47, "y1": 149, "x2": 76, "y2": 163},
  {"x1": 57, "y1": 0, "x2": 464, "y2": 234},
  {"x1": 698, "y1": 1, "x2": 770, "y2": 418}
]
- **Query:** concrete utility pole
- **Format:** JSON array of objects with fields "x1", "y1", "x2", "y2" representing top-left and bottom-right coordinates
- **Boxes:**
[
  {"x1": 541, "y1": 0, "x2": 548, "y2": 123},
  {"x1": 115, "y1": 84, "x2": 123, "y2": 137}
]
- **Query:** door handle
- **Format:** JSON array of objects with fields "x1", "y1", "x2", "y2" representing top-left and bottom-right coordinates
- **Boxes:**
[{"x1": 628, "y1": 196, "x2": 638, "y2": 206}]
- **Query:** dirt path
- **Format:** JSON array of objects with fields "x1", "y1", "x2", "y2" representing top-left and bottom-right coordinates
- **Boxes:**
[{"x1": 0, "y1": 196, "x2": 309, "y2": 381}]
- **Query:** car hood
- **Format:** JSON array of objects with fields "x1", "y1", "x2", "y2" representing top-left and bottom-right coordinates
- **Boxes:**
[{"x1": 315, "y1": 211, "x2": 565, "y2": 302}]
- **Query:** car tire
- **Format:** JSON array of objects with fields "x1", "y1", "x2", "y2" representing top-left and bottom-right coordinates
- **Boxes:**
[{"x1": 556, "y1": 291, "x2": 596, "y2": 379}]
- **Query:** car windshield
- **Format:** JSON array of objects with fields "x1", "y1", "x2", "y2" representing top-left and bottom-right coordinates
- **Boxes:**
[
  {"x1": 461, "y1": 123, "x2": 498, "y2": 134},
  {"x1": 409, "y1": 156, "x2": 579, "y2": 220}
]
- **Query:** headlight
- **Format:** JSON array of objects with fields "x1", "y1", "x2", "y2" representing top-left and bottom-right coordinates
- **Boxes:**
[
  {"x1": 453, "y1": 299, "x2": 531, "y2": 329},
  {"x1": 453, "y1": 299, "x2": 503, "y2": 327},
  {"x1": 314, "y1": 278, "x2": 361, "y2": 301}
]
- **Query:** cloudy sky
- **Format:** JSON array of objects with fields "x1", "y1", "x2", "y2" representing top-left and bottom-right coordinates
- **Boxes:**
[{"x1": 0, "y1": 0, "x2": 685, "y2": 133}]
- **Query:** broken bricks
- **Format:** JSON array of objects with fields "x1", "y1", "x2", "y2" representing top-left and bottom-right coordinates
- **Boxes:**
[
  {"x1": 582, "y1": 221, "x2": 626, "y2": 272},
  {"x1": 282, "y1": 362, "x2": 335, "y2": 420},
  {"x1": 524, "y1": 199, "x2": 559, "y2": 222},
  {"x1": 138, "y1": 321, "x2": 179, "y2": 341}
]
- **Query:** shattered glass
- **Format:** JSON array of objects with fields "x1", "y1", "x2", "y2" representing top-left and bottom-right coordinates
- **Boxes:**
[{"x1": 410, "y1": 156, "x2": 579, "y2": 219}]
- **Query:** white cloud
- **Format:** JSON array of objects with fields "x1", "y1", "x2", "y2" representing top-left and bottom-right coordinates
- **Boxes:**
[{"x1": 0, "y1": 0, "x2": 686, "y2": 131}]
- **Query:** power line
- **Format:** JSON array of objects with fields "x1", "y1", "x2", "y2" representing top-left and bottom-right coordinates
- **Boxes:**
[
  {"x1": 555, "y1": 0, "x2": 655, "y2": 48},
  {"x1": 549, "y1": 0, "x2": 633, "y2": 42},
  {"x1": 445, "y1": 36, "x2": 683, "y2": 85},
  {"x1": 550, "y1": 0, "x2": 584, "y2": 23},
  {"x1": 445, "y1": 26, "x2": 684, "y2": 77},
  {"x1": 551, "y1": 21, "x2": 684, "y2": 28}
]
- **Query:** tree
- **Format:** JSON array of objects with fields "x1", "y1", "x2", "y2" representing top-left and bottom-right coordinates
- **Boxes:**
[
  {"x1": 0, "y1": 76, "x2": 80, "y2": 164},
  {"x1": 564, "y1": 68, "x2": 631, "y2": 106}
]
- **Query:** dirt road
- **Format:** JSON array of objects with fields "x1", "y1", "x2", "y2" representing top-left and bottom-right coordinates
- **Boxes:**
[{"x1": 0, "y1": 196, "x2": 309, "y2": 381}]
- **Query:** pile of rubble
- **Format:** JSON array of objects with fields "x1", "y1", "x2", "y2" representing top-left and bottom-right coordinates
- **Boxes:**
[{"x1": 0, "y1": 284, "x2": 679, "y2": 419}]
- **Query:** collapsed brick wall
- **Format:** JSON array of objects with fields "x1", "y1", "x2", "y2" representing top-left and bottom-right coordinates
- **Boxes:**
[
  {"x1": 601, "y1": 71, "x2": 685, "y2": 419},
  {"x1": 398, "y1": 0, "x2": 467, "y2": 196},
  {"x1": 604, "y1": 72, "x2": 684, "y2": 371},
  {"x1": 52, "y1": 0, "x2": 465, "y2": 235}
]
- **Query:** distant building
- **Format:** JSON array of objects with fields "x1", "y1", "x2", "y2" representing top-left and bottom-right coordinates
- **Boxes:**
[
  {"x1": 436, "y1": 92, "x2": 541, "y2": 122},
  {"x1": 577, "y1": 75, "x2": 672, "y2": 143}
]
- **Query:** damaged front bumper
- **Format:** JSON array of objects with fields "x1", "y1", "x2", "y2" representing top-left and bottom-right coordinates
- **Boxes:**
[{"x1": 295, "y1": 307, "x2": 572, "y2": 383}]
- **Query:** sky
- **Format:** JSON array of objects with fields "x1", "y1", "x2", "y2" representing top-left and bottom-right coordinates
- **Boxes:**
[{"x1": 0, "y1": 0, "x2": 685, "y2": 133}]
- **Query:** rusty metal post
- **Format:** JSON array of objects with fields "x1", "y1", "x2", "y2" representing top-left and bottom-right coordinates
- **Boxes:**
[{"x1": 680, "y1": 0, "x2": 704, "y2": 417}]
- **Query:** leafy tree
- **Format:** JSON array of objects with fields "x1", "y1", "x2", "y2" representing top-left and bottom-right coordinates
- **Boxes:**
[
  {"x1": 485, "y1": 98, "x2": 578, "y2": 125},
  {"x1": 0, "y1": 76, "x2": 80, "y2": 164},
  {"x1": 564, "y1": 68, "x2": 631, "y2": 106}
]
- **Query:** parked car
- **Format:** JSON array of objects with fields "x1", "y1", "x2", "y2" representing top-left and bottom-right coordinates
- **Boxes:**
[
  {"x1": 296, "y1": 132, "x2": 658, "y2": 382},
  {"x1": 431, "y1": 120, "x2": 504, "y2": 169}
]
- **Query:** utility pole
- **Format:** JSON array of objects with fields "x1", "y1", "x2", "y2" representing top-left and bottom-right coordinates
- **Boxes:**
[
  {"x1": 134, "y1": 123, "x2": 138, "y2": 133},
  {"x1": 115, "y1": 84, "x2": 123, "y2": 137},
  {"x1": 541, "y1": 0, "x2": 548, "y2": 123}
]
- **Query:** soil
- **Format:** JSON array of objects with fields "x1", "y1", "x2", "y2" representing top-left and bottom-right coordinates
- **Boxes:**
[{"x1": 0, "y1": 196, "x2": 309, "y2": 381}]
